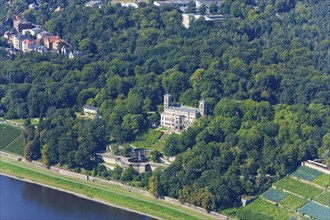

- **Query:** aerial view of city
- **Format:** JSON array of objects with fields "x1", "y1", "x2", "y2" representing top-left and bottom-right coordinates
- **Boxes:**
[{"x1": 0, "y1": 0, "x2": 329, "y2": 219}]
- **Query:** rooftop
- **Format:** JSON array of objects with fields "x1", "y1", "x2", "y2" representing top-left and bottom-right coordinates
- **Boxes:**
[
  {"x1": 83, "y1": 106, "x2": 99, "y2": 111},
  {"x1": 169, "y1": 105, "x2": 199, "y2": 113}
]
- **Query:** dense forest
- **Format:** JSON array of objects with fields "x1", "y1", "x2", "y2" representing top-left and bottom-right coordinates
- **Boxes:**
[{"x1": 0, "y1": 0, "x2": 329, "y2": 212}]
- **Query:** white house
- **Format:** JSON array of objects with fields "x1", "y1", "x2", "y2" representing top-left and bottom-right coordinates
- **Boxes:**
[{"x1": 83, "y1": 106, "x2": 99, "y2": 116}]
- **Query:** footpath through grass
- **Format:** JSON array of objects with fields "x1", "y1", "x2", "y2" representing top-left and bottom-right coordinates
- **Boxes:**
[{"x1": 0, "y1": 158, "x2": 212, "y2": 220}]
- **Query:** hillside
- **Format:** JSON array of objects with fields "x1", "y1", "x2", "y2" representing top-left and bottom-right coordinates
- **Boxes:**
[
  {"x1": 235, "y1": 165, "x2": 330, "y2": 219},
  {"x1": 0, "y1": 0, "x2": 329, "y2": 213}
]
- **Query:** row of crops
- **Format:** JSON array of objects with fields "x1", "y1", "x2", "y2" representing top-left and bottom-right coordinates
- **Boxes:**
[
  {"x1": 0, "y1": 123, "x2": 24, "y2": 155},
  {"x1": 258, "y1": 166, "x2": 330, "y2": 220}
]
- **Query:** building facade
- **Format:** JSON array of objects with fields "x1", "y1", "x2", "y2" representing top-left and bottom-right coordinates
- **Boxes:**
[
  {"x1": 83, "y1": 106, "x2": 99, "y2": 115},
  {"x1": 160, "y1": 94, "x2": 207, "y2": 131}
]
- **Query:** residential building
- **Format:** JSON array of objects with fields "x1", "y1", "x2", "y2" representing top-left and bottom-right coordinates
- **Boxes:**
[
  {"x1": 195, "y1": 0, "x2": 221, "y2": 9},
  {"x1": 22, "y1": 27, "x2": 44, "y2": 37},
  {"x1": 33, "y1": 45, "x2": 48, "y2": 53},
  {"x1": 12, "y1": 35, "x2": 30, "y2": 50},
  {"x1": 37, "y1": 31, "x2": 51, "y2": 40},
  {"x1": 85, "y1": 0, "x2": 103, "y2": 8},
  {"x1": 120, "y1": 3, "x2": 139, "y2": 8},
  {"x1": 160, "y1": 94, "x2": 207, "y2": 131},
  {"x1": 13, "y1": 19, "x2": 33, "y2": 33},
  {"x1": 22, "y1": 39, "x2": 36, "y2": 53},
  {"x1": 154, "y1": 0, "x2": 191, "y2": 7},
  {"x1": 69, "y1": 50, "x2": 83, "y2": 59},
  {"x1": 44, "y1": 35, "x2": 61, "y2": 50},
  {"x1": 83, "y1": 106, "x2": 99, "y2": 116},
  {"x1": 182, "y1": 13, "x2": 224, "y2": 28}
]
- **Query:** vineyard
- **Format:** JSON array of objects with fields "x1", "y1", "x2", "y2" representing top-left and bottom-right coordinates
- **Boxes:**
[
  {"x1": 291, "y1": 166, "x2": 322, "y2": 181},
  {"x1": 0, "y1": 124, "x2": 24, "y2": 155},
  {"x1": 243, "y1": 165, "x2": 330, "y2": 220},
  {"x1": 262, "y1": 189, "x2": 288, "y2": 203},
  {"x1": 273, "y1": 177, "x2": 322, "y2": 199},
  {"x1": 298, "y1": 202, "x2": 329, "y2": 220}
]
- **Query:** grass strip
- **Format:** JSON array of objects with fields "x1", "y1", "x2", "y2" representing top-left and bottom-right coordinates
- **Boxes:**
[
  {"x1": 278, "y1": 194, "x2": 307, "y2": 210},
  {"x1": 312, "y1": 173, "x2": 330, "y2": 188},
  {"x1": 273, "y1": 177, "x2": 322, "y2": 199},
  {"x1": 0, "y1": 159, "x2": 208, "y2": 220},
  {"x1": 314, "y1": 191, "x2": 330, "y2": 207},
  {"x1": 243, "y1": 198, "x2": 292, "y2": 220}
]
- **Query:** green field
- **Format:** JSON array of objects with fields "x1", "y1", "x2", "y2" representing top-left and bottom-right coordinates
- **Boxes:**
[
  {"x1": 312, "y1": 173, "x2": 330, "y2": 187},
  {"x1": 291, "y1": 166, "x2": 322, "y2": 181},
  {"x1": 262, "y1": 188, "x2": 288, "y2": 202},
  {"x1": 274, "y1": 177, "x2": 323, "y2": 199},
  {"x1": 242, "y1": 198, "x2": 292, "y2": 220},
  {"x1": 2, "y1": 135, "x2": 24, "y2": 155},
  {"x1": 132, "y1": 129, "x2": 168, "y2": 151},
  {"x1": 0, "y1": 124, "x2": 24, "y2": 155},
  {"x1": 314, "y1": 191, "x2": 330, "y2": 207},
  {"x1": 0, "y1": 124, "x2": 22, "y2": 148},
  {"x1": 278, "y1": 194, "x2": 308, "y2": 210},
  {"x1": 0, "y1": 158, "x2": 213, "y2": 220}
]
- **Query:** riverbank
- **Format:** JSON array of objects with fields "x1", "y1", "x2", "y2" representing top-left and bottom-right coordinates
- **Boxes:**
[
  {"x1": 0, "y1": 156, "x2": 216, "y2": 220},
  {"x1": 1, "y1": 172, "x2": 158, "y2": 220}
]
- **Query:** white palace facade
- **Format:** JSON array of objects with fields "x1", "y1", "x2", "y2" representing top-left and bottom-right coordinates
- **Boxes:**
[{"x1": 160, "y1": 94, "x2": 207, "y2": 131}]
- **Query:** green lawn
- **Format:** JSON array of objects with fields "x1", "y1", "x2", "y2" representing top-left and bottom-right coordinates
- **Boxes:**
[
  {"x1": 278, "y1": 194, "x2": 308, "y2": 210},
  {"x1": 0, "y1": 124, "x2": 22, "y2": 149},
  {"x1": 0, "y1": 159, "x2": 213, "y2": 220},
  {"x1": 273, "y1": 177, "x2": 323, "y2": 199},
  {"x1": 312, "y1": 173, "x2": 330, "y2": 188},
  {"x1": 221, "y1": 207, "x2": 242, "y2": 218},
  {"x1": 314, "y1": 191, "x2": 330, "y2": 207},
  {"x1": 132, "y1": 129, "x2": 165, "y2": 151},
  {"x1": 242, "y1": 198, "x2": 292, "y2": 220}
]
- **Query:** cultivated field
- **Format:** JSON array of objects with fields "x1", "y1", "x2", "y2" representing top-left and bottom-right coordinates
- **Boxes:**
[
  {"x1": 241, "y1": 198, "x2": 292, "y2": 220},
  {"x1": 312, "y1": 173, "x2": 330, "y2": 187},
  {"x1": 0, "y1": 124, "x2": 24, "y2": 155},
  {"x1": 273, "y1": 177, "x2": 322, "y2": 199},
  {"x1": 242, "y1": 165, "x2": 329, "y2": 220},
  {"x1": 278, "y1": 194, "x2": 307, "y2": 210},
  {"x1": 314, "y1": 191, "x2": 330, "y2": 207},
  {"x1": 297, "y1": 201, "x2": 330, "y2": 220}
]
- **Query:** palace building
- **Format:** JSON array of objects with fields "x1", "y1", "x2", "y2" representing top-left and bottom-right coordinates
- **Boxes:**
[{"x1": 160, "y1": 94, "x2": 207, "y2": 131}]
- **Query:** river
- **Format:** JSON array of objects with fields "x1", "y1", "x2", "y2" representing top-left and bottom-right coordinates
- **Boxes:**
[{"x1": 0, "y1": 175, "x2": 154, "y2": 220}]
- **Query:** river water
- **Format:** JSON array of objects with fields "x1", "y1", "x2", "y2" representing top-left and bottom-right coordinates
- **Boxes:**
[{"x1": 0, "y1": 175, "x2": 154, "y2": 220}]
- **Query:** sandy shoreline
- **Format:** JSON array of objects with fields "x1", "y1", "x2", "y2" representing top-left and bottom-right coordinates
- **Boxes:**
[{"x1": 0, "y1": 172, "x2": 161, "y2": 220}]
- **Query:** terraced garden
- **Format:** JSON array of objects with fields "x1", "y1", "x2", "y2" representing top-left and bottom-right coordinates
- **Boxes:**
[
  {"x1": 314, "y1": 191, "x2": 330, "y2": 207},
  {"x1": 278, "y1": 194, "x2": 307, "y2": 210},
  {"x1": 298, "y1": 201, "x2": 330, "y2": 220},
  {"x1": 242, "y1": 165, "x2": 330, "y2": 220},
  {"x1": 291, "y1": 165, "x2": 322, "y2": 181},
  {"x1": 131, "y1": 128, "x2": 170, "y2": 151},
  {"x1": 0, "y1": 124, "x2": 24, "y2": 155},
  {"x1": 273, "y1": 177, "x2": 322, "y2": 199},
  {"x1": 312, "y1": 173, "x2": 330, "y2": 187}
]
